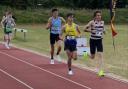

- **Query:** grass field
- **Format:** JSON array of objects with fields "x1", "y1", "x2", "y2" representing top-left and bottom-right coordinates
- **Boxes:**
[
  {"x1": 0, "y1": 7, "x2": 128, "y2": 24},
  {"x1": 0, "y1": 24, "x2": 128, "y2": 79}
]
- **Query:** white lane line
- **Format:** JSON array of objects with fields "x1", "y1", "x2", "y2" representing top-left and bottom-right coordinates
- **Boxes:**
[
  {"x1": 0, "y1": 68, "x2": 34, "y2": 89},
  {"x1": 10, "y1": 44, "x2": 128, "y2": 84},
  {"x1": 0, "y1": 51, "x2": 92, "y2": 89}
]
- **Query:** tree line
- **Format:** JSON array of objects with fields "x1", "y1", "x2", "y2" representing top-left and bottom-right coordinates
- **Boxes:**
[{"x1": 0, "y1": 0, "x2": 128, "y2": 9}]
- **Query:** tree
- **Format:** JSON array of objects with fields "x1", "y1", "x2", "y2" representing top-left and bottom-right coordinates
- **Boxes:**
[{"x1": 0, "y1": 0, "x2": 127, "y2": 9}]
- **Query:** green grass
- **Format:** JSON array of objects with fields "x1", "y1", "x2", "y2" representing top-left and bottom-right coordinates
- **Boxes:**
[
  {"x1": 0, "y1": 24, "x2": 128, "y2": 79},
  {"x1": 0, "y1": 7, "x2": 128, "y2": 24}
]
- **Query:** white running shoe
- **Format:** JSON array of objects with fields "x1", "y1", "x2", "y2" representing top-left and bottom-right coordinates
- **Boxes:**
[
  {"x1": 50, "y1": 59, "x2": 55, "y2": 64},
  {"x1": 7, "y1": 46, "x2": 10, "y2": 49},
  {"x1": 56, "y1": 55, "x2": 62, "y2": 62},
  {"x1": 68, "y1": 70, "x2": 74, "y2": 75},
  {"x1": 5, "y1": 43, "x2": 10, "y2": 49},
  {"x1": 8, "y1": 43, "x2": 12, "y2": 47}
]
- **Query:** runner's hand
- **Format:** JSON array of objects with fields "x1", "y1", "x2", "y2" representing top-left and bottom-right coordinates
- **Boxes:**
[
  {"x1": 77, "y1": 34, "x2": 81, "y2": 38},
  {"x1": 46, "y1": 23, "x2": 52, "y2": 30},
  {"x1": 103, "y1": 31, "x2": 106, "y2": 35},
  {"x1": 59, "y1": 35, "x2": 63, "y2": 40}
]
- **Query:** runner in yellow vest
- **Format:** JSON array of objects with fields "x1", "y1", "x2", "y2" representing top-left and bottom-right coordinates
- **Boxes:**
[{"x1": 61, "y1": 13, "x2": 81, "y2": 75}]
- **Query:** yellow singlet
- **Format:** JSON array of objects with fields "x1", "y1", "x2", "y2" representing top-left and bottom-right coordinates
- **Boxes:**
[{"x1": 65, "y1": 23, "x2": 78, "y2": 37}]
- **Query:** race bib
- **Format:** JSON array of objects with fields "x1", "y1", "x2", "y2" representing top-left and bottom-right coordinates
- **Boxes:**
[{"x1": 96, "y1": 31, "x2": 102, "y2": 36}]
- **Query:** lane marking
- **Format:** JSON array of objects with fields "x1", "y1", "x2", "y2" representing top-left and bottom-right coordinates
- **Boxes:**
[
  {"x1": 0, "y1": 68, "x2": 34, "y2": 89},
  {"x1": 0, "y1": 51, "x2": 92, "y2": 89},
  {"x1": 12, "y1": 45, "x2": 128, "y2": 84}
]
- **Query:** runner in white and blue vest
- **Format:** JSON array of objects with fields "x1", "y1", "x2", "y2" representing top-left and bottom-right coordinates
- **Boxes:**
[{"x1": 46, "y1": 8, "x2": 66, "y2": 64}]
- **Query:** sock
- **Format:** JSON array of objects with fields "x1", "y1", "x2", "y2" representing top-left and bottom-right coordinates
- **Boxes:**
[
  {"x1": 69, "y1": 68, "x2": 71, "y2": 71},
  {"x1": 51, "y1": 56, "x2": 54, "y2": 60},
  {"x1": 56, "y1": 52, "x2": 59, "y2": 55}
]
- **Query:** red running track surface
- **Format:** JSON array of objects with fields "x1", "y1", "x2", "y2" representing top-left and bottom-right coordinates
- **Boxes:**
[{"x1": 0, "y1": 44, "x2": 128, "y2": 89}]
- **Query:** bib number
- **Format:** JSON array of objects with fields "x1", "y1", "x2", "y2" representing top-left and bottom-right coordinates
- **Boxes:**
[{"x1": 96, "y1": 31, "x2": 102, "y2": 36}]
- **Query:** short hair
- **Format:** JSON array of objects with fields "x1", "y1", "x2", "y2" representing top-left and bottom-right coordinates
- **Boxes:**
[
  {"x1": 93, "y1": 10, "x2": 101, "y2": 18},
  {"x1": 51, "y1": 8, "x2": 58, "y2": 13},
  {"x1": 7, "y1": 11, "x2": 12, "y2": 15},
  {"x1": 67, "y1": 13, "x2": 74, "y2": 18}
]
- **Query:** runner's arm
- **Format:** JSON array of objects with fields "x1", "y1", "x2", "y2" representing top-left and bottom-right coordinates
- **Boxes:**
[
  {"x1": 60, "y1": 25, "x2": 66, "y2": 40},
  {"x1": 84, "y1": 21, "x2": 92, "y2": 33},
  {"x1": 103, "y1": 21, "x2": 106, "y2": 34},
  {"x1": 76, "y1": 25, "x2": 81, "y2": 37},
  {"x1": 103, "y1": 27, "x2": 106, "y2": 34},
  {"x1": 60, "y1": 17, "x2": 66, "y2": 24},
  {"x1": 12, "y1": 18, "x2": 16, "y2": 27},
  {"x1": 46, "y1": 17, "x2": 52, "y2": 30},
  {"x1": 1, "y1": 16, "x2": 6, "y2": 28}
]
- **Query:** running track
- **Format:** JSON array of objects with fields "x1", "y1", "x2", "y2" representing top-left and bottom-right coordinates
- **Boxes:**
[{"x1": 0, "y1": 44, "x2": 128, "y2": 89}]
